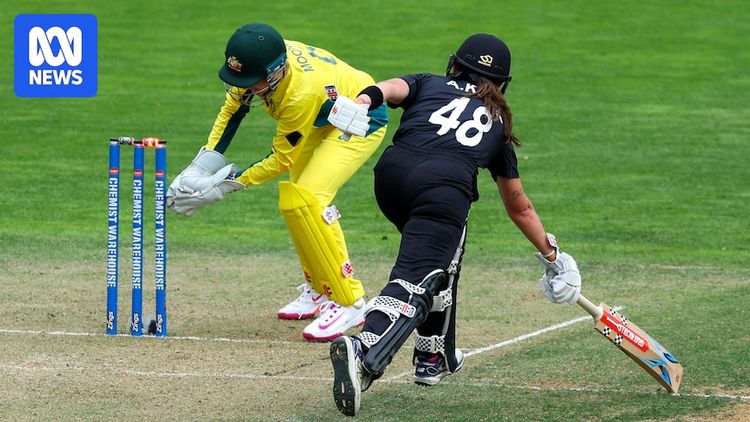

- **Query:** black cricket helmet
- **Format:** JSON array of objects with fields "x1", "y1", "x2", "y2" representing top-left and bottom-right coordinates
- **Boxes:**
[
  {"x1": 447, "y1": 33, "x2": 512, "y2": 93},
  {"x1": 219, "y1": 23, "x2": 287, "y2": 89}
]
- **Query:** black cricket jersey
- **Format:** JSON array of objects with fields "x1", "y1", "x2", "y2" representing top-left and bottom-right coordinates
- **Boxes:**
[{"x1": 386, "y1": 73, "x2": 519, "y2": 200}]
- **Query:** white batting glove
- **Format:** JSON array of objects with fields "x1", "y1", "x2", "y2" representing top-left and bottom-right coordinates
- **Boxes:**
[
  {"x1": 167, "y1": 147, "x2": 232, "y2": 207},
  {"x1": 170, "y1": 164, "x2": 245, "y2": 216},
  {"x1": 327, "y1": 96, "x2": 370, "y2": 137},
  {"x1": 536, "y1": 234, "x2": 581, "y2": 305}
]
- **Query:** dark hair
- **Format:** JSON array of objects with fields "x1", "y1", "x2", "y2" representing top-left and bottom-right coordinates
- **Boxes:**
[{"x1": 469, "y1": 75, "x2": 520, "y2": 146}]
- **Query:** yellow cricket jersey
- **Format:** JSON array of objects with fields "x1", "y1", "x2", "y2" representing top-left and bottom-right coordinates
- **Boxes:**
[{"x1": 205, "y1": 40, "x2": 388, "y2": 186}]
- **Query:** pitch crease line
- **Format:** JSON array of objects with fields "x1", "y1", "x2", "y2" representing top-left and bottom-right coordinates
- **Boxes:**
[
  {"x1": 2, "y1": 363, "x2": 746, "y2": 402},
  {"x1": 0, "y1": 328, "x2": 297, "y2": 345},
  {"x1": 0, "y1": 363, "x2": 329, "y2": 381},
  {"x1": 384, "y1": 309, "x2": 622, "y2": 382},
  {"x1": 446, "y1": 380, "x2": 750, "y2": 401}
]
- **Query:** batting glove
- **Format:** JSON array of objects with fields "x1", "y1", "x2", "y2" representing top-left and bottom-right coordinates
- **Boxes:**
[
  {"x1": 536, "y1": 234, "x2": 581, "y2": 305},
  {"x1": 327, "y1": 96, "x2": 370, "y2": 137}
]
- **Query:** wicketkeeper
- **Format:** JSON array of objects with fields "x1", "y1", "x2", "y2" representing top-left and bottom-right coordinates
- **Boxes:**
[{"x1": 167, "y1": 23, "x2": 387, "y2": 341}]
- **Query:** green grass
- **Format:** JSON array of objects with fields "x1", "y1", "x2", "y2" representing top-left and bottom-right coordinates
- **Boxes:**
[{"x1": 1, "y1": 0, "x2": 748, "y2": 420}]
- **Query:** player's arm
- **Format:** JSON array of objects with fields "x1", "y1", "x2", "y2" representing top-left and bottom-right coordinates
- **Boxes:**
[
  {"x1": 356, "y1": 78, "x2": 410, "y2": 107},
  {"x1": 496, "y1": 176, "x2": 555, "y2": 258},
  {"x1": 233, "y1": 142, "x2": 290, "y2": 186},
  {"x1": 206, "y1": 91, "x2": 251, "y2": 153},
  {"x1": 166, "y1": 90, "x2": 309, "y2": 214},
  {"x1": 328, "y1": 78, "x2": 410, "y2": 136},
  {"x1": 234, "y1": 94, "x2": 318, "y2": 186},
  {"x1": 166, "y1": 92, "x2": 250, "y2": 214},
  {"x1": 496, "y1": 176, "x2": 581, "y2": 305}
]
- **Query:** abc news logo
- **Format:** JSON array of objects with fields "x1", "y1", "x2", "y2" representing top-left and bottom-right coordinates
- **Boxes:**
[
  {"x1": 29, "y1": 26, "x2": 84, "y2": 85},
  {"x1": 14, "y1": 14, "x2": 97, "y2": 97}
]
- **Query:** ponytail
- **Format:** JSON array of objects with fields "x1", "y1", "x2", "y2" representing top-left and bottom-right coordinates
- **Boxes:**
[{"x1": 470, "y1": 76, "x2": 520, "y2": 146}]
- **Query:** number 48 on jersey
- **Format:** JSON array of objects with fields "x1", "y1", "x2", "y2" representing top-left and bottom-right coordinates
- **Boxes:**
[{"x1": 428, "y1": 97, "x2": 495, "y2": 147}]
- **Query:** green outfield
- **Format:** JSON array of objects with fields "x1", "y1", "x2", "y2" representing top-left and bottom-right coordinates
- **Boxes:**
[{"x1": 1, "y1": 0, "x2": 748, "y2": 420}]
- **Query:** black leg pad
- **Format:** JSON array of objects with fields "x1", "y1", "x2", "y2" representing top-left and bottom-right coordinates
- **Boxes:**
[{"x1": 363, "y1": 270, "x2": 446, "y2": 376}]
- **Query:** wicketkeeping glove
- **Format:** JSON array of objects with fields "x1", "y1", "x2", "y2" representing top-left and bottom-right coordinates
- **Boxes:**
[
  {"x1": 327, "y1": 96, "x2": 370, "y2": 137},
  {"x1": 169, "y1": 164, "x2": 245, "y2": 216},
  {"x1": 167, "y1": 147, "x2": 233, "y2": 207},
  {"x1": 536, "y1": 233, "x2": 581, "y2": 305}
]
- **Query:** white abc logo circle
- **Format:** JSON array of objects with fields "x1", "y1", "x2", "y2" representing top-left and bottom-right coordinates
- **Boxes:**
[{"x1": 28, "y1": 26, "x2": 82, "y2": 67}]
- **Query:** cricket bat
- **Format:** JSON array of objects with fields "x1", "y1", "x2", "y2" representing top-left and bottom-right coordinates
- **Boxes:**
[{"x1": 577, "y1": 294, "x2": 683, "y2": 393}]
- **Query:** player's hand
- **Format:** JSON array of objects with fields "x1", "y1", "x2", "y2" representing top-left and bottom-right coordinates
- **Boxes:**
[
  {"x1": 538, "y1": 252, "x2": 581, "y2": 304},
  {"x1": 328, "y1": 96, "x2": 370, "y2": 137},
  {"x1": 169, "y1": 164, "x2": 245, "y2": 216},
  {"x1": 166, "y1": 147, "x2": 233, "y2": 207},
  {"x1": 536, "y1": 237, "x2": 581, "y2": 304}
]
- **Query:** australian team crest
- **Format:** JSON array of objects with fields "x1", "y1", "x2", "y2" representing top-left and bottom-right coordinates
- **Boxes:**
[
  {"x1": 324, "y1": 84, "x2": 338, "y2": 102},
  {"x1": 227, "y1": 55, "x2": 242, "y2": 72}
]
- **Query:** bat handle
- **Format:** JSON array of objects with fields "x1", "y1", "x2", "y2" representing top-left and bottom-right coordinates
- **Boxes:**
[
  {"x1": 338, "y1": 133, "x2": 352, "y2": 141},
  {"x1": 577, "y1": 294, "x2": 603, "y2": 320}
]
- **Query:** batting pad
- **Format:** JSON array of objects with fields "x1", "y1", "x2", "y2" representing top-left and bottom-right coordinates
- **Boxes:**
[{"x1": 278, "y1": 181, "x2": 364, "y2": 306}]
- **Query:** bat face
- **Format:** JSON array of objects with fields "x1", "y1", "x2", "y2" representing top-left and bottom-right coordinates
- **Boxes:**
[{"x1": 595, "y1": 303, "x2": 683, "y2": 393}]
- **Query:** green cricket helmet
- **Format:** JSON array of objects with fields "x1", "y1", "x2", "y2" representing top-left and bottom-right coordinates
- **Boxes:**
[
  {"x1": 219, "y1": 23, "x2": 287, "y2": 89},
  {"x1": 447, "y1": 33, "x2": 512, "y2": 93}
]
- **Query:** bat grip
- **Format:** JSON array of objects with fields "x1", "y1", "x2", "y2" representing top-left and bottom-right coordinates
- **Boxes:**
[{"x1": 577, "y1": 294, "x2": 603, "y2": 320}]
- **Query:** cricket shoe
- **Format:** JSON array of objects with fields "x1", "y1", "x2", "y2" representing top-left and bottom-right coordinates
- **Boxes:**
[
  {"x1": 330, "y1": 336, "x2": 367, "y2": 417},
  {"x1": 302, "y1": 298, "x2": 365, "y2": 342},
  {"x1": 277, "y1": 283, "x2": 326, "y2": 320},
  {"x1": 413, "y1": 348, "x2": 465, "y2": 386}
]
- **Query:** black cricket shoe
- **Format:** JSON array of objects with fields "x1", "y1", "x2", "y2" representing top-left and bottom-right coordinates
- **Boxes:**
[{"x1": 413, "y1": 349, "x2": 465, "y2": 386}]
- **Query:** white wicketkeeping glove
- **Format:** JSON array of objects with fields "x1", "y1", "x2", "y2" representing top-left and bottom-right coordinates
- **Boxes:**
[
  {"x1": 327, "y1": 96, "x2": 370, "y2": 137},
  {"x1": 536, "y1": 234, "x2": 581, "y2": 304},
  {"x1": 169, "y1": 164, "x2": 245, "y2": 216},
  {"x1": 167, "y1": 147, "x2": 232, "y2": 207}
]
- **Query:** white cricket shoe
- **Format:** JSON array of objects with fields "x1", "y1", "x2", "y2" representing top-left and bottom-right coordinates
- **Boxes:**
[
  {"x1": 277, "y1": 283, "x2": 326, "y2": 320},
  {"x1": 330, "y1": 336, "x2": 365, "y2": 416},
  {"x1": 303, "y1": 298, "x2": 365, "y2": 342}
]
